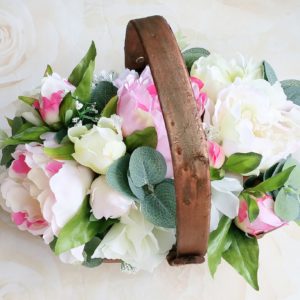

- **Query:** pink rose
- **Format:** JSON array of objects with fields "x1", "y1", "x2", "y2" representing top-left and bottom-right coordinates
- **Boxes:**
[
  {"x1": 115, "y1": 66, "x2": 207, "y2": 178},
  {"x1": 35, "y1": 73, "x2": 75, "y2": 125},
  {"x1": 207, "y1": 140, "x2": 225, "y2": 169},
  {"x1": 235, "y1": 194, "x2": 286, "y2": 236},
  {"x1": 0, "y1": 143, "x2": 93, "y2": 243}
]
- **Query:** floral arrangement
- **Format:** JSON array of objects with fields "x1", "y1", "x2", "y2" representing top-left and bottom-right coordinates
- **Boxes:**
[{"x1": 1, "y1": 41, "x2": 300, "y2": 290}]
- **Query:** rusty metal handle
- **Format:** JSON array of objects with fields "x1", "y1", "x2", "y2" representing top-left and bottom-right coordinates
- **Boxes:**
[{"x1": 124, "y1": 15, "x2": 211, "y2": 265}]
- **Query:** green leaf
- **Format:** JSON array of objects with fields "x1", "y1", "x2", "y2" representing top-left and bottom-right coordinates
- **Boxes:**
[
  {"x1": 101, "y1": 95, "x2": 118, "y2": 118},
  {"x1": 106, "y1": 154, "x2": 136, "y2": 199},
  {"x1": 68, "y1": 41, "x2": 97, "y2": 86},
  {"x1": 262, "y1": 61, "x2": 277, "y2": 84},
  {"x1": 222, "y1": 225, "x2": 259, "y2": 290},
  {"x1": 82, "y1": 237, "x2": 103, "y2": 268},
  {"x1": 282, "y1": 158, "x2": 300, "y2": 189},
  {"x1": 73, "y1": 59, "x2": 95, "y2": 103},
  {"x1": 243, "y1": 193, "x2": 259, "y2": 222},
  {"x1": 11, "y1": 117, "x2": 24, "y2": 135},
  {"x1": 183, "y1": 47, "x2": 210, "y2": 71},
  {"x1": 55, "y1": 128, "x2": 68, "y2": 144},
  {"x1": 129, "y1": 146, "x2": 167, "y2": 187},
  {"x1": 44, "y1": 143, "x2": 74, "y2": 160},
  {"x1": 210, "y1": 167, "x2": 225, "y2": 181},
  {"x1": 140, "y1": 179, "x2": 176, "y2": 228},
  {"x1": 281, "y1": 80, "x2": 300, "y2": 106},
  {"x1": 44, "y1": 64, "x2": 53, "y2": 77},
  {"x1": 18, "y1": 96, "x2": 37, "y2": 106},
  {"x1": 59, "y1": 92, "x2": 76, "y2": 125},
  {"x1": 250, "y1": 166, "x2": 295, "y2": 193},
  {"x1": 127, "y1": 172, "x2": 147, "y2": 201},
  {"x1": 125, "y1": 127, "x2": 157, "y2": 153},
  {"x1": 91, "y1": 81, "x2": 118, "y2": 112},
  {"x1": 208, "y1": 216, "x2": 232, "y2": 277},
  {"x1": 0, "y1": 145, "x2": 17, "y2": 167},
  {"x1": 223, "y1": 152, "x2": 262, "y2": 174},
  {"x1": 274, "y1": 188, "x2": 300, "y2": 221},
  {"x1": 55, "y1": 198, "x2": 116, "y2": 255}
]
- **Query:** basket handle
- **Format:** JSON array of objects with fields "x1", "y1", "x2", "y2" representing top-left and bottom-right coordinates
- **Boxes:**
[{"x1": 125, "y1": 16, "x2": 211, "y2": 265}]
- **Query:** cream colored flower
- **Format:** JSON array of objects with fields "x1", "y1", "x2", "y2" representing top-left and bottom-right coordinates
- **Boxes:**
[
  {"x1": 191, "y1": 53, "x2": 262, "y2": 103},
  {"x1": 92, "y1": 207, "x2": 176, "y2": 272},
  {"x1": 68, "y1": 115, "x2": 126, "y2": 174}
]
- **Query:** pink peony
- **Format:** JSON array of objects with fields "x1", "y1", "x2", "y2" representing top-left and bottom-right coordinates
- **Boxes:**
[
  {"x1": 0, "y1": 143, "x2": 93, "y2": 242},
  {"x1": 207, "y1": 140, "x2": 225, "y2": 169},
  {"x1": 35, "y1": 73, "x2": 75, "y2": 125},
  {"x1": 115, "y1": 66, "x2": 207, "y2": 178},
  {"x1": 235, "y1": 194, "x2": 286, "y2": 236}
]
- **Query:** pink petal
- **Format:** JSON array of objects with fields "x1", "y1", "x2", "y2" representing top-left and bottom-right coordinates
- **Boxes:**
[{"x1": 11, "y1": 155, "x2": 31, "y2": 174}]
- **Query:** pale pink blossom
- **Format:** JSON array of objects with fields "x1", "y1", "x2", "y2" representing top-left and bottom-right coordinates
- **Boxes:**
[
  {"x1": 35, "y1": 73, "x2": 75, "y2": 125},
  {"x1": 207, "y1": 140, "x2": 225, "y2": 169},
  {"x1": 115, "y1": 66, "x2": 207, "y2": 178},
  {"x1": 235, "y1": 194, "x2": 286, "y2": 236}
]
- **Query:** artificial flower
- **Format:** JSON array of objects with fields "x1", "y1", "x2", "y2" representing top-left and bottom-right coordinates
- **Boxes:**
[
  {"x1": 207, "y1": 140, "x2": 225, "y2": 169},
  {"x1": 235, "y1": 195, "x2": 286, "y2": 236},
  {"x1": 36, "y1": 73, "x2": 75, "y2": 125},
  {"x1": 115, "y1": 66, "x2": 207, "y2": 178},
  {"x1": 191, "y1": 53, "x2": 262, "y2": 103},
  {"x1": 92, "y1": 207, "x2": 176, "y2": 271},
  {"x1": 68, "y1": 115, "x2": 126, "y2": 174},
  {"x1": 212, "y1": 79, "x2": 300, "y2": 171},
  {"x1": 0, "y1": 143, "x2": 93, "y2": 243},
  {"x1": 90, "y1": 176, "x2": 133, "y2": 219},
  {"x1": 210, "y1": 175, "x2": 243, "y2": 231}
]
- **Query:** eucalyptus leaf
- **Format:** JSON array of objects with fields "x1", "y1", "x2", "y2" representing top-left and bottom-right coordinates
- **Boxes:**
[
  {"x1": 106, "y1": 154, "x2": 136, "y2": 199},
  {"x1": 55, "y1": 198, "x2": 116, "y2": 255},
  {"x1": 208, "y1": 216, "x2": 232, "y2": 276},
  {"x1": 183, "y1": 47, "x2": 210, "y2": 71},
  {"x1": 262, "y1": 61, "x2": 277, "y2": 84},
  {"x1": 125, "y1": 127, "x2": 157, "y2": 153},
  {"x1": 44, "y1": 143, "x2": 74, "y2": 160},
  {"x1": 91, "y1": 81, "x2": 118, "y2": 112},
  {"x1": 127, "y1": 172, "x2": 147, "y2": 201},
  {"x1": 250, "y1": 166, "x2": 295, "y2": 194},
  {"x1": 274, "y1": 188, "x2": 300, "y2": 221},
  {"x1": 282, "y1": 158, "x2": 300, "y2": 189},
  {"x1": 281, "y1": 79, "x2": 300, "y2": 106},
  {"x1": 222, "y1": 225, "x2": 259, "y2": 290},
  {"x1": 73, "y1": 59, "x2": 95, "y2": 103},
  {"x1": 223, "y1": 152, "x2": 262, "y2": 174},
  {"x1": 140, "y1": 179, "x2": 176, "y2": 228},
  {"x1": 129, "y1": 146, "x2": 167, "y2": 187},
  {"x1": 101, "y1": 95, "x2": 118, "y2": 118},
  {"x1": 68, "y1": 41, "x2": 97, "y2": 86},
  {"x1": 82, "y1": 237, "x2": 103, "y2": 268}
]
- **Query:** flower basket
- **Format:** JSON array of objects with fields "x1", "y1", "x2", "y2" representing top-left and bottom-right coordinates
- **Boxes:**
[{"x1": 1, "y1": 15, "x2": 300, "y2": 290}]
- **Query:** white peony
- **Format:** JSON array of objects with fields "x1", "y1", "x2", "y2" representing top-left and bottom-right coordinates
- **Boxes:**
[
  {"x1": 210, "y1": 175, "x2": 243, "y2": 232},
  {"x1": 92, "y1": 207, "x2": 176, "y2": 272},
  {"x1": 68, "y1": 115, "x2": 126, "y2": 174},
  {"x1": 191, "y1": 53, "x2": 262, "y2": 103},
  {"x1": 212, "y1": 79, "x2": 300, "y2": 171},
  {"x1": 90, "y1": 176, "x2": 133, "y2": 219}
]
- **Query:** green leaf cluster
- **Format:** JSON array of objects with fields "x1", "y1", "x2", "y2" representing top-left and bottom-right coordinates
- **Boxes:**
[
  {"x1": 54, "y1": 198, "x2": 118, "y2": 255},
  {"x1": 106, "y1": 147, "x2": 176, "y2": 228},
  {"x1": 208, "y1": 217, "x2": 259, "y2": 290}
]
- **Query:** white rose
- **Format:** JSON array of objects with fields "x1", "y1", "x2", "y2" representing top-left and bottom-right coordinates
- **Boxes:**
[
  {"x1": 0, "y1": 0, "x2": 85, "y2": 108},
  {"x1": 191, "y1": 53, "x2": 262, "y2": 103},
  {"x1": 90, "y1": 176, "x2": 133, "y2": 219},
  {"x1": 212, "y1": 79, "x2": 300, "y2": 171},
  {"x1": 68, "y1": 115, "x2": 126, "y2": 174},
  {"x1": 92, "y1": 207, "x2": 176, "y2": 272},
  {"x1": 210, "y1": 175, "x2": 243, "y2": 232}
]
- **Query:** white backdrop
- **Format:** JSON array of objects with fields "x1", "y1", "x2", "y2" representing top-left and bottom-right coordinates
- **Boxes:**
[{"x1": 1, "y1": 0, "x2": 300, "y2": 299}]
